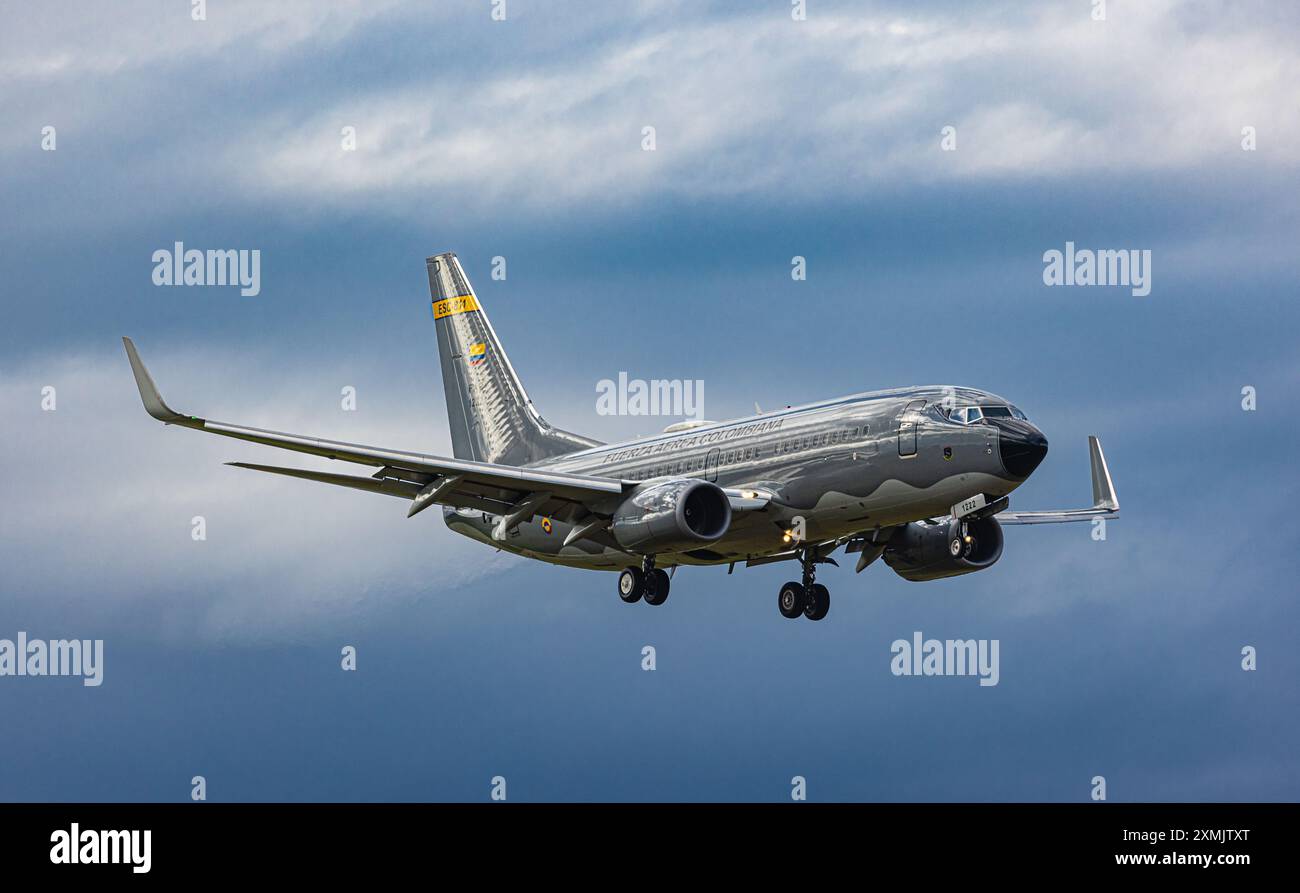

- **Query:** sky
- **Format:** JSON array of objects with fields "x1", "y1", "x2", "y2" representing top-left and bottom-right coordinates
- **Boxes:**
[{"x1": 1, "y1": 0, "x2": 1297, "y2": 801}]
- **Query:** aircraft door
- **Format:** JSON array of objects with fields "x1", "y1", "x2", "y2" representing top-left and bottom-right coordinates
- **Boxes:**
[
  {"x1": 897, "y1": 400, "x2": 926, "y2": 457},
  {"x1": 704, "y1": 447, "x2": 720, "y2": 482}
]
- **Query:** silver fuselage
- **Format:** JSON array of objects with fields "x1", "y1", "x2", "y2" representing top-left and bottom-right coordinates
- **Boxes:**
[{"x1": 443, "y1": 385, "x2": 1047, "y2": 570}]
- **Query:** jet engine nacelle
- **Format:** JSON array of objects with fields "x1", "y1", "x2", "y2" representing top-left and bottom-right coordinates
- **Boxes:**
[
  {"x1": 882, "y1": 516, "x2": 1004, "y2": 582},
  {"x1": 610, "y1": 478, "x2": 731, "y2": 554}
]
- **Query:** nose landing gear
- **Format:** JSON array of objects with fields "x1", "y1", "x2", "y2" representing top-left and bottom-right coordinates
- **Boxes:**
[{"x1": 776, "y1": 548, "x2": 831, "y2": 621}]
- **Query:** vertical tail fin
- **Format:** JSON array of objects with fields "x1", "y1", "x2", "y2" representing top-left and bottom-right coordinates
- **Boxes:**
[{"x1": 426, "y1": 252, "x2": 601, "y2": 466}]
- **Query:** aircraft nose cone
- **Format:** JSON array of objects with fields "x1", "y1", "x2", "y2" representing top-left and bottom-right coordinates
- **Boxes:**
[{"x1": 998, "y1": 423, "x2": 1048, "y2": 479}]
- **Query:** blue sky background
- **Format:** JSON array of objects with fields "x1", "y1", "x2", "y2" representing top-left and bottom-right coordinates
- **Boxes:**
[{"x1": 1, "y1": 0, "x2": 1297, "y2": 801}]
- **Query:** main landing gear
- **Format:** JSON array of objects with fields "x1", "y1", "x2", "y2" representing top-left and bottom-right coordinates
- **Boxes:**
[
  {"x1": 777, "y1": 547, "x2": 830, "y2": 621},
  {"x1": 618, "y1": 556, "x2": 670, "y2": 606}
]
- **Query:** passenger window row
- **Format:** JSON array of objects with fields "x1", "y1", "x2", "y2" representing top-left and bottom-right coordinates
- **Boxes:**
[
  {"x1": 625, "y1": 424, "x2": 871, "y2": 480},
  {"x1": 778, "y1": 425, "x2": 870, "y2": 455}
]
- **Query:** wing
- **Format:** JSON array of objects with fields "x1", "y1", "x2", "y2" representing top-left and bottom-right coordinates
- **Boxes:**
[
  {"x1": 123, "y1": 337, "x2": 629, "y2": 532},
  {"x1": 996, "y1": 435, "x2": 1119, "y2": 525},
  {"x1": 123, "y1": 338, "x2": 772, "y2": 538}
]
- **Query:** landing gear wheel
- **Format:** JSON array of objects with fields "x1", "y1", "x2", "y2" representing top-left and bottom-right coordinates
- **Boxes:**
[
  {"x1": 803, "y1": 583, "x2": 830, "y2": 621},
  {"x1": 949, "y1": 536, "x2": 964, "y2": 558},
  {"x1": 618, "y1": 568, "x2": 645, "y2": 603},
  {"x1": 778, "y1": 581, "x2": 806, "y2": 619},
  {"x1": 644, "y1": 568, "x2": 671, "y2": 606}
]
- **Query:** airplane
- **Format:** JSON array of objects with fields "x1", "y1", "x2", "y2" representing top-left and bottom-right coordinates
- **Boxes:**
[{"x1": 123, "y1": 250, "x2": 1118, "y2": 621}]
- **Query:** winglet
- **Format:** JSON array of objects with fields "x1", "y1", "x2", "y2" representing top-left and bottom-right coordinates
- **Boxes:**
[
  {"x1": 122, "y1": 337, "x2": 195, "y2": 425},
  {"x1": 995, "y1": 436, "x2": 1119, "y2": 525},
  {"x1": 1087, "y1": 435, "x2": 1119, "y2": 512}
]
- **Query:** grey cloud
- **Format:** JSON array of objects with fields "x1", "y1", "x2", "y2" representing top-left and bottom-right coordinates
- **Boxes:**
[
  {"x1": 0, "y1": 344, "x2": 510, "y2": 644},
  {"x1": 2, "y1": 0, "x2": 1296, "y2": 233}
]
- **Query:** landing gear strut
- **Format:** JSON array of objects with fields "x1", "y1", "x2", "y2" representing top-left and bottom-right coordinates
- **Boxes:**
[
  {"x1": 949, "y1": 519, "x2": 978, "y2": 560},
  {"x1": 950, "y1": 518, "x2": 967, "y2": 558},
  {"x1": 618, "y1": 556, "x2": 670, "y2": 606},
  {"x1": 777, "y1": 547, "x2": 830, "y2": 621}
]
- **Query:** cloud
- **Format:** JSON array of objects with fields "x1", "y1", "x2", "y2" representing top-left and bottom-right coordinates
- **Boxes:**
[
  {"x1": 239, "y1": 0, "x2": 1299, "y2": 212},
  {"x1": 0, "y1": 0, "x2": 404, "y2": 82},
  {"x1": 2, "y1": 0, "x2": 1295, "y2": 233},
  {"x1": 0, "y1": 342, "x2": 507, "y2": 644}
]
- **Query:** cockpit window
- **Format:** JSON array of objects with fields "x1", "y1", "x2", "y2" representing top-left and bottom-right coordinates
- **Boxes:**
[
  {"x1": 947, "y1": 406, "x2": 983, "y2": 424},
  {"x1": 980, "y1": 405, "x2": 1030, "y2": 421}
]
